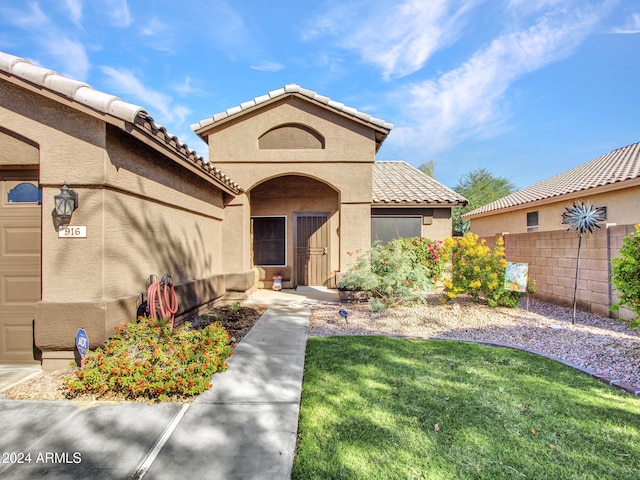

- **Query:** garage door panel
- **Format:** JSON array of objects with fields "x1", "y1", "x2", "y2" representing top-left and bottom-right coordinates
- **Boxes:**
[
  {"x1": 1, "y1": 323, "x2": 35, "y2": 355},
  {"x1": 2, "y1": 225, "x2": 41, "y2": 258},
  {"x1": 1, "y1": 272, "x2": 40, "y2": 303}
]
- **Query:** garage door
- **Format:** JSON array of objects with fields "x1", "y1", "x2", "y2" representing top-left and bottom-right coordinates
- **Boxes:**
[{"x1": 0, "y1": 172, "x2": 41, "y2": 364}]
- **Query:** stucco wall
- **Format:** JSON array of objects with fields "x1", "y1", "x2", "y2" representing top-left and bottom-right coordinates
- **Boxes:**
[
  {"x1": 202, "y1": 96, "x2": 378, "y2": 285},
  {"x1": 207, "y1": 97, "x2": 377, "y2": 164},
  {"x1": 469, "y1": 183, "x2": 640, "y2": 237},
  {"x1": 1, "y1": 79, "x2": 235, "y2": 368}
]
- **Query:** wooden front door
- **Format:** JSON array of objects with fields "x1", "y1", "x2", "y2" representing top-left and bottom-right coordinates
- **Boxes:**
[
  {"x1": 295, "y1": 213, "x2": 329, "y2": 286},
  {"x1": 0, "y1": 172, "x2": 41, "y2": 364}
]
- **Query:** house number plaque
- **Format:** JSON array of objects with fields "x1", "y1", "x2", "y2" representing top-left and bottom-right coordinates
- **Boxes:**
[{"x1": 58, "y1": 226, "x2": 87, "y2": 238}]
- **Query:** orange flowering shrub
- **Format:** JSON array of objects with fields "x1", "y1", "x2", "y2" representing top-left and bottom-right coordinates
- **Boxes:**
[
  {"x1": 442, "y1": 233, "x2": 535, "y2": 308},
  {"x1": 64, "y1": 317, "x2": 234, "y2": 402}
]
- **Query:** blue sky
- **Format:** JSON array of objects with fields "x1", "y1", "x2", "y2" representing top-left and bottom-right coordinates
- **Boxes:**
[{"x1": 1, "y1": 0, "x2": 638, "y2": 190}]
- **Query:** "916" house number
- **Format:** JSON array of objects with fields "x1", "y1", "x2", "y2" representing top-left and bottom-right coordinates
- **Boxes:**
[{"x1": 58, "y1": 226, "x2": 87, "y2": 238}]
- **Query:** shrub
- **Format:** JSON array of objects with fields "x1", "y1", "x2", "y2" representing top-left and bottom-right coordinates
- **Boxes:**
[
  {"x1": 64, "y1": 317, "x2": 234, "y2": 402},
  {"x1": 338, "y1": 238, "x2": 446, "y2": 308},
  {"x1": 610, "y1": 224, "x2": 640, "y2": 329},
  {"x1": 442, "y1": 233, "x2": 535, "y2": 308}
]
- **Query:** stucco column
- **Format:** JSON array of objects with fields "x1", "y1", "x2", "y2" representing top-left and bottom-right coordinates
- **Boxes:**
[
  {"x1": 339, "y1": 202, "x2": 371, "y2": 274},
  {"x1": 222, "y1": 193, "x2": 252, "y2": 273}
]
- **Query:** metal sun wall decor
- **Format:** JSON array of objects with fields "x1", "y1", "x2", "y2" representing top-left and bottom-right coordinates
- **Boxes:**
[{"x1": 561, "y1": 201, "x2": 607, "y2": 324}]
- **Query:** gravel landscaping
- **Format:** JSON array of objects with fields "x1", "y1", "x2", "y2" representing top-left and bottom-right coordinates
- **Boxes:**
[
  {"x1": 3, "y1": 296, "x2": 639, "y2": 400},
  {"x1": 310, "y1": 294, "x2": 640, "y2": 392}
]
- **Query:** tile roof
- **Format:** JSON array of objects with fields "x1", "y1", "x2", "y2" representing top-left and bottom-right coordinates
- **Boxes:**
[
  {"x1": 463, "y1": 141, "x2": 640, "y2": 218},
  {"x1": 373, "y1": 161, "x2": 468, "y2": 206},
  {"x1": 192, "y1": 83, "x2": 394, "y2": 139},
  {"x1": 0, "y1": 51, "x2": 241, "y2": 194}
]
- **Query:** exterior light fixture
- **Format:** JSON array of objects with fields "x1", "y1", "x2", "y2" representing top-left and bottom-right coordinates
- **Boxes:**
[{"x1": 54, "y1": 182, "x2": 78, "y2": 218}]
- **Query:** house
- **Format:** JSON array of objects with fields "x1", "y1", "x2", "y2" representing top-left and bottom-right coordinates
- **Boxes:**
[
  {"x1": 1, "y1": 51, "x2": 244, "y2": 368},
  {"x1": 0, "y1": 51, "x2": 465, "y2": 368},
  {"x1": 463, "y1": 142, "x2": 640, "y2": 236},
  {"x1": 192, "y1": 86, "x2": 467, "y2": 289}
]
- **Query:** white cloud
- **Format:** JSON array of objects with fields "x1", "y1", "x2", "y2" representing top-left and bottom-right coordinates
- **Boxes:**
[
  {"x1": 391, "y1": 4, "x2": 608, "y2": 154},
  {"x1": 304, "y1": 0, "x2": 481, "y2": 80},
  {"x1": 250, "y1": 62, "x2": 284, "y2": 72},
  {"x1": 141, "y1": 15, "x2": 165, "y2": 36},
  {"x1": 1, "y1": 2, "x2": 49, "y2": 28},
  {"x1": 64, "y1": 0, "x2": 83, "y2": 27},
  {"x1": 49, "y1": 38, "x2": 90, "y2": 79},
  {"x1": 100, "y1": 66, "x2": 172, "y2": 117},
  {"x1": 0, "y1": 2, "x2": 90, "y2": 79},
  {"x1": 505, "y1": 0, "x2": 564, "y2": 15},
  {"x1": 97, "y1": 0, "x2": 132, "y2": 27},
  {"x1": 99, "y1": 66, "x2": 192, "y2": 126},
  {"x1": 172, "y1": 105, "x2": 192, "y2": 124},
  {"x1": 611, "y1": 12, "x2": 640, "y2": 34},
  {"x1": 173, "y1": 76, "x2": 196, "y2": 96}
]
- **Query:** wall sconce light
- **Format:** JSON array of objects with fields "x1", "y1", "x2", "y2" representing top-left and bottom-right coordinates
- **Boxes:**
[{"x1": 54, "y1": 182, "x2": 78, "y2": 218}]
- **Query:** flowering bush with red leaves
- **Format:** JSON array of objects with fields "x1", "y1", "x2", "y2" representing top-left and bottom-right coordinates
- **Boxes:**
[{"x1": 64, "y1": 317, "x2": 234, "y2": 402}]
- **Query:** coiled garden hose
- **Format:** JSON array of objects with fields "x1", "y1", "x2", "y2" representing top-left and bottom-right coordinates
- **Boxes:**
[{"x1": 147, "y1": 274, "x2": 178, "y2": 330}]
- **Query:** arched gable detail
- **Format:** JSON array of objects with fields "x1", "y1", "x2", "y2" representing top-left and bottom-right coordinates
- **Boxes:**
[{"x1": 258, "y1": 123, "x2": 325, "y2": 150}]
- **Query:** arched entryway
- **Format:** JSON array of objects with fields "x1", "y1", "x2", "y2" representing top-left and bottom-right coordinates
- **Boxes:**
[{"x1": 249, "y1": 175, "x2": 339, "y2": 288}]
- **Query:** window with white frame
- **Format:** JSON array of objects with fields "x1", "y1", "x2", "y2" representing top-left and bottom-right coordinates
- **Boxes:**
[{"x1": 252, "y1": 216, "x2": 286, "y2": 266}]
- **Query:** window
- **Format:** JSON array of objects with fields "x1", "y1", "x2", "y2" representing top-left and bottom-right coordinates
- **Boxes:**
[
  {"x1": 252, "y1": 216, "x2": 286, "y2": 266},
  {"x1": 526, "y1": 211, "x2": 539, "y2": 232},
  {"x1": 371, "y1": 216, "x2": 422, "y2": 244},
  {"x1": 7, "y1": 182, "x2": 42, "y2": 203}
]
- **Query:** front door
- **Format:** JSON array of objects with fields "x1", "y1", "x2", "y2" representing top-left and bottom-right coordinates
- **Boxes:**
[
  {"x1": 295, "y1": 213, "x2": 329, "y2": 286},
  {"x1": 0, "y1": 172, "x2": 41, "y2": 364}
]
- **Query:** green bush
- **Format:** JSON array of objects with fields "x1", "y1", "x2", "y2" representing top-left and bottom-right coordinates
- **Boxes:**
[
  {"x1": 442, "y1": 233, "x2": 536, "y2": 308},
  {"x1": 338, "y1": 237, "x2": 446, "y2": 308},
  {"x1": 611, "y1": 224, "x2": 640, "y2": 329},
  {"x1": 64, "y1": 317, "x2": 234, "y2": 402}
]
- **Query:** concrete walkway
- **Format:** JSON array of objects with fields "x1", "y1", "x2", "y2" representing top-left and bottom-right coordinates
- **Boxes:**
[{"x1": 0, "y1": 288, "x2": 338, "y2": 479}]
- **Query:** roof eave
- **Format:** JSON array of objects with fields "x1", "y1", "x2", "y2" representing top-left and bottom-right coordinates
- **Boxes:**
[
  {"x1": 1, "y1": 68, "x2": 242, "y2": 197},
  {"x1": 192, "y1": 89, "x2": 393, "y2": 150},
  {"x1": 372, "y1": 200, "x2": 468, "y2": 208},
  {"x1": 463, "y1": 177, "x2": 640, "y2": 220}
]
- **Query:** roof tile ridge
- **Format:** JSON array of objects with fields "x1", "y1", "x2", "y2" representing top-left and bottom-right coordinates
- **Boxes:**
[
  {"x1": 0, "y1": 51, "x2": 241, "y2": 194},
  {"x1": 0, "y1": 51, "x2": 146, "y2": 123},
  {"x1": 193, "y1": 84, "x2": 394, "y2": 132},
  {"x1": 136, "y1": 113, "x2": 241, "y2": 193}
]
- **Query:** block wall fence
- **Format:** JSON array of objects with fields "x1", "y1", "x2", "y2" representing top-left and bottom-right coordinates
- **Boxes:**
[{"x1": 480, "y1": 224, "x2": 637, "y2": 320}]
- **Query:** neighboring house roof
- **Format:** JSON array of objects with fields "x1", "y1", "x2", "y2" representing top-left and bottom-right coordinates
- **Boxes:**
[
  {"x1": 192, "y1": 83, "x2": 393, "y2": 151},
  {"x1": 0, "y1": 51, "x2": 241, "y2": 195},
  {"x1": 373, "y1": 161, "x2": 468, "y2": 207},
  {"x1": 463, "y1": 141, "x2": 640, "y2": 218}
]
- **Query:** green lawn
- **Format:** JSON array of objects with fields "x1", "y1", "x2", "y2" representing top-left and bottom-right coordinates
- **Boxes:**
[{"x1": 293, "y1": 337, "x2": 640, "y2": 480}]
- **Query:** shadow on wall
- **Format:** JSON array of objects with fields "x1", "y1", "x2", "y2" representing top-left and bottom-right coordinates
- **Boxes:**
[{"x1": 103, "y1": 185, "x2": 223, "y2": 321}]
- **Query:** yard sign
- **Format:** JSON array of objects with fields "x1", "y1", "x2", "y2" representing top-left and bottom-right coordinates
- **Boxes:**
[{"x1": 504, "y1": 262, "x2": 529, "y2": 292}]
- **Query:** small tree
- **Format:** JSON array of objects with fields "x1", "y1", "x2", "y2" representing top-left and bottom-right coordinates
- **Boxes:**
[
  {"x1": 610, "y1": 224, "x2": 640, "y2": 330},
  {"x1": 418, "y1": 161, "x2": 436, "y2": 178},
  {"x1": 453, "y1": 169, "x2": 516, "y2": 235},
  {"x1": 561, "y1": 201, "x2": 606, "y2": 324}
]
